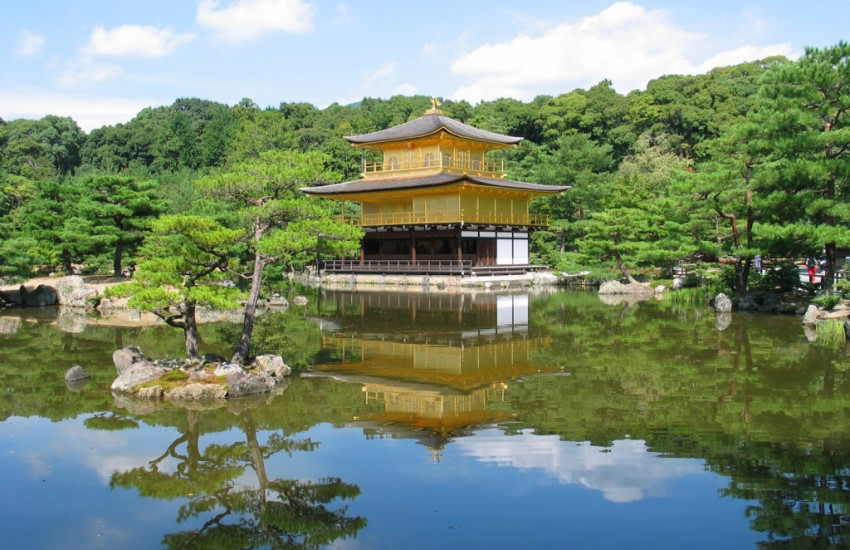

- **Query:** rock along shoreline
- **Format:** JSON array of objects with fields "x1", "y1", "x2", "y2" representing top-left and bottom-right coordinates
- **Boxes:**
[{"x1": 111, "y1": 346, "x2": 291, "y2": 401}]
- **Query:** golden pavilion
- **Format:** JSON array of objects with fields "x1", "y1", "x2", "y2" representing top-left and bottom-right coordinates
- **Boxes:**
[{"x1": 302, "y1": 102, "x2": 568, "y2": 276}]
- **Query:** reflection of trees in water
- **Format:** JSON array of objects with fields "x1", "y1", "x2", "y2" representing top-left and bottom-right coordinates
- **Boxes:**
[
  {"x1": 709, "y1": 324, "x2": 850, "y2": 548},
  {"x1": 110, "y1": 408, "x2": 366, "y2": 549},
  {"x1": 522, "y1": 295, "x2": 850, "y2": 547},
  {"x1": 717, "y1": 436, "x2": 850, "y2": 549}
]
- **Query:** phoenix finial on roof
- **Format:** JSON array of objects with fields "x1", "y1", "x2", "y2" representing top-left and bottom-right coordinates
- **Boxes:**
[{"x1": 426, "y1": 97, "x2": 443, "y2": 114}]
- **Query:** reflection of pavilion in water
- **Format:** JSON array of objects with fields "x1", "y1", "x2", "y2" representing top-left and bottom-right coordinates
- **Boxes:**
[{"x1": 310, "y1": 291, "x2": 558, "y2": 458}]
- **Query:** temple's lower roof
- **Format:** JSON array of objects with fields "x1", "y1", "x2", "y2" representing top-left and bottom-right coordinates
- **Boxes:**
[{"x1": 302, "y1": 172, "x2": 569, "y2": 197}]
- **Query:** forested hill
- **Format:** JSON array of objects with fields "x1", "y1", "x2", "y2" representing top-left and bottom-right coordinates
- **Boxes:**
[{"x1": 2, "y1": 44, "x2": 849, "y2": 292}]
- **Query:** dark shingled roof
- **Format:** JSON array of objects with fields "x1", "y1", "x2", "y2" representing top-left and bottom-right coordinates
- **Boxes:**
[
  {"x1": 345, "y1": 113, "x2": 523, "y2": 146},
  {"x1": 302, "y1": 172, "x2": 569, "y2": 196}
]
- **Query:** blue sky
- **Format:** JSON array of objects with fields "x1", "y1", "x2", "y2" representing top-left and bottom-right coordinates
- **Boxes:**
[{"x1": 2, "y1": 0, "x2": 847, "y2": 132}]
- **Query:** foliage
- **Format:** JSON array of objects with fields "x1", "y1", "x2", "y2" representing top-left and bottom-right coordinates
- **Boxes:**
[
  {"x1": 4, "y1": 51, "x2": 848, "y2": 290},
  {"x1": 815, "y1": 318, "x2": 846, "y2": 347},
  {"x1": 108, "y1": 214, "x2": 244, "y2": 358},
  {"x1": 663, "y1": 287, "x2": 712, "y2": 305},
  {"x1": 833, "y1": 277, "x2": 850, "y2": 297},
  {"x1": 76, "y1": 174, "x2": 168, "y2": 275},
  {"x1": 196, "y1": 150, "x2": 362, "y2": 364},
  {"x1": 750, "y1": 262, "x2": 801, "y2": 292},
  {"x1": 811, "y1": 294, "x2": 842, "y2": 310},
  {"x1": 753, "y1": 42, "x2": 850, "y2": 289}
]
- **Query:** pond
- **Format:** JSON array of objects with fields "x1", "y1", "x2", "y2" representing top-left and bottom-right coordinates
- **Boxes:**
[{"x1": 1, "y1": 289, "x2": 849, "y2": 549}]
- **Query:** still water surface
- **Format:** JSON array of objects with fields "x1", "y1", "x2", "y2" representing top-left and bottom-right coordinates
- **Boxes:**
[{"x1": 1, "y1": 289, "x2": 848, "y2": 549}]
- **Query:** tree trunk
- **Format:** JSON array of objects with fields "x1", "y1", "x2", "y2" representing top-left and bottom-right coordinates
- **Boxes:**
[
  {"x1": 62, "y1": 247, "x2": 73, "y2": 275},
  {"x1": 613, "y1": 250, "x2": 636, "y2": 283},
  {"x1": 231, "y1": 247, "x2": 266, "y2": 365},
  {"x1": 183, "y1": 301, "x2": 201, "y2": 359},
  {"x1": 734, "y1": 258, "x2": 751, "y2": 292},
  {"x1": 113, "y1": 238, "x2": 124, "y2": 277},
  {"x1": 824, "y1": 242, "x2": 836, "y2": 291}
]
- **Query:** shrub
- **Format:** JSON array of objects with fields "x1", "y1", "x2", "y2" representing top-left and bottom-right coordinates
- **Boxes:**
[
  {"x1": 834, "y1": 278, "x2": 850, "y2": 297},
  {"x1": 759, "y1": 263, "x2": 800, "y2": 292},
  {"x1": 812, "y1": 294, "x2": 842, "y2": 310},
  {"x1": 682, "y1": 272, "x2": 703, "y2": 288}
]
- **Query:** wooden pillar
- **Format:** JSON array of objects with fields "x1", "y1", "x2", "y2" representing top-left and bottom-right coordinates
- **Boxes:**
[
  {"x1": 456, "y1": 232, "x2": 463, "y2": 274},
  {"x1": 411, "y1": 232, "x2": 417, "y2": 265}
]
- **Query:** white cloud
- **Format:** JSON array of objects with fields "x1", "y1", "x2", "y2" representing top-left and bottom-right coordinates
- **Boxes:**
[
  {"x1": 197, "y1": 0, "x2": 316, "y2": 42},
  {"x1": 457, "y1": 430, "x2": 703, "y2": 503},
  {"x1": 84, "y1": 25, "x2": 196, "y2": 58},
  {"x1": 15, "y1": 30, "x2": 46, "y2": 57},
  {"x1": 449, "y1": 1, "x2": 791, "y2": 103},
  {"x1": 0, "y1": 91, "x2": 168, "y2": 132}
]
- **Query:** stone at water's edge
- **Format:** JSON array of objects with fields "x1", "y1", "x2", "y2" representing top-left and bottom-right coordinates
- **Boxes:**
[
  {"x1": 254, "y1": 354, "x2": 292, "y2": 378},
  {"x1": 64, "y1": 365, "x2": 91, "y2": 382},
  {"x1": 713, "y1": 293, "x2": 733, "y2": 313},
  {"x1": 112, "y1": 345, "x2": 152, "y2": 375},
  {"x1": 166, "y1": 383, "x2": 228, "y2": 400},
  {"x1": 802, "y1": 304, "x2": 820, "y2": 325},
  {"x1": 598, "y1": 280, "x2": 654, "y2": 295},
  {"x1": 223, "y1": 370, "x2": 273, "y2": 397},
  {"x1": 111, "y1": 364, "x2": 171, "y2": 393}
]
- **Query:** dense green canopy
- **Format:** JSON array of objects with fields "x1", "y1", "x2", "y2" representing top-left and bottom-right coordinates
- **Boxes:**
[{"x1": 2, "y1": 46, "x2": 849, "y2": 293}]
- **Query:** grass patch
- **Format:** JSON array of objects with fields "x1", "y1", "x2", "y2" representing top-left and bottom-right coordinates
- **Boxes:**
[
  {"x1": 136, "y1": 369, "x2": 189, "y2": 393},
  {"x1": 664, "y1": 287, "x2": 711, "y2": 305},
  {"x1": 816, "y1": 319, "x2": 847, "y2": 348}
]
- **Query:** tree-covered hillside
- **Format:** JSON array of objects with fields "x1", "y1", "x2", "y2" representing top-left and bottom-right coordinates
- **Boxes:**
[{"x1": 2, "y1": 43, "x2": 849, "y2": 292}]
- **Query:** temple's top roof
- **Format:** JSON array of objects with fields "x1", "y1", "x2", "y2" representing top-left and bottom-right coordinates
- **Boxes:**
[
  {"x1": 344, "y1": 113, "x2": 523, "y2": 146},
  {"x1": 302, "y1": 172, "x2": 569, "y2": 197}
]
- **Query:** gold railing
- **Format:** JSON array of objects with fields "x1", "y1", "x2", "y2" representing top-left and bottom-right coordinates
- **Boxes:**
[
  {"x1": 363, "y1": 155, "x2": 504, "y2": 178},
  {"x1": 337, "y1": 210, "x2": 549, "y2": 227}
]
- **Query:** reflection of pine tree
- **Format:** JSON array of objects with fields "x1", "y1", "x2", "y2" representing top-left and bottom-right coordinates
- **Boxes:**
[
  {"x1": 110, "y1": 408, "x2": 366, "y2": 549},
  {"x1": 711, "y1": 327, "x2": 850, "y2": 549},
  {"x1": 718, "y1": 438, "x2": 850, "y2": 549}
]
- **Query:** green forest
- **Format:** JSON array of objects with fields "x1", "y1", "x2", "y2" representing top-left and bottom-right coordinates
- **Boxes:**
[{"x1": 2, "y1": 41, "x2": 849, "y2": 294}]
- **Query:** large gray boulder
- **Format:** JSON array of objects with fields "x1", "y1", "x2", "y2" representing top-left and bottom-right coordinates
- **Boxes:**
[
  {"x1": 714, "y1": 293, "x2": 733, "y2": 313},
  {"x1": 113, "y1": 345, "x2": 153, "y2": 375},
  {"x1": 64, "y1": 365, "x2": 91, "y2": 382},
  {"x1": 598, "y1": 280, "x2": 654, "y2": 296},
  {"x1": 253, "y1": 354, "x2": 292, "y2": 378},
  {"x1": 111, "y1": 364, "x2": 171, "y2": 393},
  {"x1": 802, "y1": 304, "x2": 820, "y2": 325},
  {"x1": 228, "y1": 372, "x2": 273, "y2": 396},
  {"x1": 598, "y1": 280, "x2": 623, "y2": 294},
  {"x1": 56, "y1": 276, "x2": 86, "y2": 305}
]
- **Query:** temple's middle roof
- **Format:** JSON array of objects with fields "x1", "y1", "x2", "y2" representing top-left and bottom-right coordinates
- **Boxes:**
[
  {"x1": 345, "y1": 113, "x2": 523, "y2": 146},
  {"x1": 302, "y1": 172, "x2": 569, "y2": 197}
]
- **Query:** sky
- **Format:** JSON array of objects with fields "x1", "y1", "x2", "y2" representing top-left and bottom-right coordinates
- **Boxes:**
[{"x1": 2, "y1": 0, "x2": 848, "y2": 132}]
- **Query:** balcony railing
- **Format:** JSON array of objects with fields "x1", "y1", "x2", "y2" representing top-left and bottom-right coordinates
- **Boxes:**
[
  {"x1": 323, "y1": 259, "x2": 472, "y2": 275},
  {"x1": 363, "y1": 155, "x2": 504, "y2": 178},
  {"x1": 336, "y1": 210, "x2": 549, "y2": 227}
]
